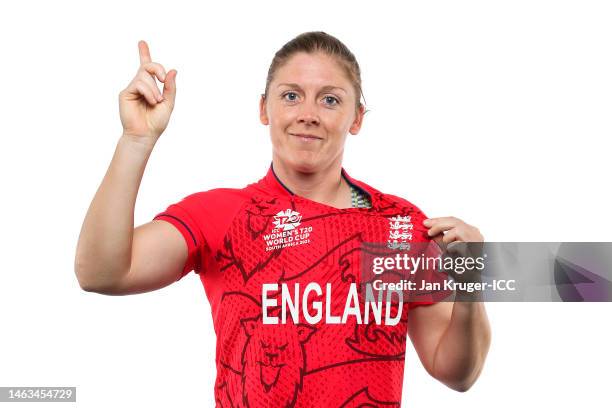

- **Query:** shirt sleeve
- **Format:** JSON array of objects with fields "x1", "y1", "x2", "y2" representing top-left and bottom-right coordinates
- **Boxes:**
[{"x1": 153, "y1": 193, "x2": 207, "y2": 280}]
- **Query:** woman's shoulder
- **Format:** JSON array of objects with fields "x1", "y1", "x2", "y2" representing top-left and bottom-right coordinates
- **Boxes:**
[
  {"x1": 175, "y1": 187, "x2": 254, "y2": 213},
  {"x1": 381, "y1": 192, "x2": 423, "y2": 211},
  {"x1": 182, "y1": 187, "x2": 251, "y2": 201}
]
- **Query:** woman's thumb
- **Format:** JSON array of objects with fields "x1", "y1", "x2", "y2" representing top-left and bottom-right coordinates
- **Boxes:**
[{"x1": 162, "y1": 69, "x2": 177, "y2": 105}]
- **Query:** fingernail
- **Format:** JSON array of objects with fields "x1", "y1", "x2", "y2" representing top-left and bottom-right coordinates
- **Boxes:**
[
  {"x1": 423, "y1": 219, "x2": 431, "y2": 225},
  {"x1": 157, "y1": 94, "x2": 164, "y2": 102}
]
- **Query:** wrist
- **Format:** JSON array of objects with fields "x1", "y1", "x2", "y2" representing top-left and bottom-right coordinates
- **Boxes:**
[
  {"x1": 119, "y1": 132, "x2": 157, "y2": 153},
  {"x1": 454, "y1": 289, "x2": 484, "y2": 302}
]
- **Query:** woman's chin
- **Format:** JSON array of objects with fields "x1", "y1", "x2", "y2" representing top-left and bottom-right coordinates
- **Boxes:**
[{"x1": 286, "y1": 154, "x2": 321, "y2": 174}]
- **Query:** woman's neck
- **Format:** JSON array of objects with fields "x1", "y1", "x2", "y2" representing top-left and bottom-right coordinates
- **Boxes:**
[{"x1": 272, "y1": 157, "x2": 352, "y2": 209}]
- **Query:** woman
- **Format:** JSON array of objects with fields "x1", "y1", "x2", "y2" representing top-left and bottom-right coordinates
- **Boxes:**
[{"x1": 75, "y1": 32, "x2": 491, "y2": 406}]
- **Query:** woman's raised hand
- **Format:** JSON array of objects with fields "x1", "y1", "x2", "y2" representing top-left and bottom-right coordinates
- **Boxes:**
[{"x1": 119, "y1": 40, "x2": 177, "y2": 146}]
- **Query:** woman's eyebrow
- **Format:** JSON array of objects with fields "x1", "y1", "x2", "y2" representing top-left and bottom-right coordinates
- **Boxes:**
[{"x1": 277, "y1": 83, "x2": 347, "y2": 94}]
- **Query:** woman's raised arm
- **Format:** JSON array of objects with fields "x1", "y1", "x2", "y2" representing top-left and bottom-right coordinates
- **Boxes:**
[{"x1": 74, "y1": 40, "x2": 183, "y2": 295}]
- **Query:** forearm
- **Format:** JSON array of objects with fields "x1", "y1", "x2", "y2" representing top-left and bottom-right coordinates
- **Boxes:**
[
  {"x1": 432, "y1": 295, "x2": 491, "y2": 391},
  {"x1": 74, "y1": 134, "x2": 155, "y2": 291}
]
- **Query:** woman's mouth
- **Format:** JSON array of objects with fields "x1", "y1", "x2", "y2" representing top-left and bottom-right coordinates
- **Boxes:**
[{"x1": 290, "y1": 133, "x2": 322, "y2": 141}]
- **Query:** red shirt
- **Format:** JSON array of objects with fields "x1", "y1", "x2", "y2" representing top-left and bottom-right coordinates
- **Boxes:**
[{"x1": 154, "y1": 163, "x2": 446, "y2": 407}]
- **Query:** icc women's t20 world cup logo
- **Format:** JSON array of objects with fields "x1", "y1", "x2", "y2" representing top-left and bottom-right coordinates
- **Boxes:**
[
  {"x1": 263, "y1": 209, "x2": 311, "y2": 251},
  {"x1": 272, "y1": 209, "x2": 302, "y2": 231}
]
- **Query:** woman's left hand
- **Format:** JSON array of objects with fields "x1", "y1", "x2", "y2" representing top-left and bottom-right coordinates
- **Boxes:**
[{"x1": 422, "y1": 217, "x2": 485, "y2": 287}]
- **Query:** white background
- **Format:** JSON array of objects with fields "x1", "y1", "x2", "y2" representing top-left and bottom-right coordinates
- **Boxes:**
[{"x1": 1, "y1": 0, "x2": 611, "y2": 406}]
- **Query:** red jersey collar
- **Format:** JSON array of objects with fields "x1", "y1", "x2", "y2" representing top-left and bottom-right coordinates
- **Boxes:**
[{"x1": 262, "y1": 162, "x2": 376, "y2": 206}]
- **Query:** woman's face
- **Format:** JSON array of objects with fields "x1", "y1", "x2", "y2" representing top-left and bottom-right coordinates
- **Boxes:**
[{"x1": 260, "y1": 51, "x2": 365, "y2": 173}]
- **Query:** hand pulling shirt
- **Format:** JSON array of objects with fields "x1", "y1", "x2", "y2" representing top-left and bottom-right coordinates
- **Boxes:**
[{"x1": 153, "y1": 163, "x2": 448, "y2": 407}]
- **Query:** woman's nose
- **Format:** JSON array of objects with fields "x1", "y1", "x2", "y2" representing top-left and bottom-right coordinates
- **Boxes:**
[{"x1": 296, "y1": 103, "x2": 320, "y2": 126}]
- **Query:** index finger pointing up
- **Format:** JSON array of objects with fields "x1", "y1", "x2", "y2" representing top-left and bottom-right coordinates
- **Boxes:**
[{"x1": 138, "y1": 40, "x2": 152, "y2": 65}]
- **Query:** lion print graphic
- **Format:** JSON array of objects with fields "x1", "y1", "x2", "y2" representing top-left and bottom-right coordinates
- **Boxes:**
[
  {"x1": 215, "y1": 297, "x2": 404, "y2": 408},
  {"x1": 241, "y1": 315, "x2": 316, "y2": 407}
]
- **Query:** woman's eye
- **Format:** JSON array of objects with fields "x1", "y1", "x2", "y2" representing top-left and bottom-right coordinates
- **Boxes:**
[
  {"x1": 283, "y1": 92, "x2": 298, "y2": 102},
  {"x1": 323, "y1": 96, "x2": 339, "y2": 106}
]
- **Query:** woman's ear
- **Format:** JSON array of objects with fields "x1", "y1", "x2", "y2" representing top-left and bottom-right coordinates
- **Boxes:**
[
  {"x1": 349, "y1": 103, "x2": 366, "y2": 135},
  {"x1": 259, "y1": 93, "x2": 269, "y2": 125}
]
